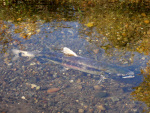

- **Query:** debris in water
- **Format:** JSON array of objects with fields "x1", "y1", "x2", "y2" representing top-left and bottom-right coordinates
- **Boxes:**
[{"x1": 62, "y1": 47, "x2": 78, "y2": 56}]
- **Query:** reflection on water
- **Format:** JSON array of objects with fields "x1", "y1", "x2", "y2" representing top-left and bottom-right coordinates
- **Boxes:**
[{"x1": 0, "y1": 2, "x2": 150, "y2": 112}]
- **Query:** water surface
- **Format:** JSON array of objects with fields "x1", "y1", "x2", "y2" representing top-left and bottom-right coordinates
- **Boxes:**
[{"x1": 0, "y1": 2, "x2": 150, "y2": 112}]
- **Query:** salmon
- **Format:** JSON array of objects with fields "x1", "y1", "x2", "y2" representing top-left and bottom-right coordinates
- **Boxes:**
[{"x1": 12, "y1": 47, "x2": 135, "y2": 79}]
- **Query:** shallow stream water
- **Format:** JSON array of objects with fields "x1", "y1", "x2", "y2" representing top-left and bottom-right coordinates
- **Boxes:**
[{"x1": 0, "y1": 2, "x2": 150, "y2": 112}]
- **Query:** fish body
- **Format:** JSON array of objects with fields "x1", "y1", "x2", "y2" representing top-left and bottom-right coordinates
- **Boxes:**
[
  {"x1": 11, "y1": 47, "x2": 135, "y2": 78},
  {"x1": 41, "y1": 52, "x2": 134, "y2": 78}
]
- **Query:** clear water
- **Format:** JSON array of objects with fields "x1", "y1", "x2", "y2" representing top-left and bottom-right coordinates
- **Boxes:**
[{"x1": 0, "y1": 20, "x2": 149, "y2": 112}]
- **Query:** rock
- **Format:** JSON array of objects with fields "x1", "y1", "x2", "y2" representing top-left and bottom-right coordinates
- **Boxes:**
[
  {"x1": 31, "y1": 84, "x2": 37, "y2": 89},
  {"x1": 30, "y1": 62, "x2": 36, "y2": 65},
  {"x1": 70, "y1": 80, "x2": 74, "y2": 83},
  {"x1": 84, "y1": 105, "x2": 88, "y2": 109},
  {"x1": 75, "y1": 100, "x2": 79, "y2": 103},
  {"x1": 95, "y1": 92, "x2": 109, "y2": 98},
  {"x1": 97, "y1": 105, "x2": 106, "y2": 112},
  {"x1": 89, "y1": 108, "x2": 93, "y2": 112},
  {"x1": 78, "y1": 109, "x2": 84, "y2": 113},
  {"x1": 77, "y1": 85, "x2": 82, "y2": 90},
  {"x1": 94, "y1": 85, "x2": 102, "y2": 90},
  {"x1": 144, "y1": 20, "x2": 149, "y2": 24},
  {"x1": 36, "y1": 86, "x2": 40, "y2": 90},
  {"x1": 141, "y1": 13, "x2": 146, "y2": 17},
  {"x1": 21, "y1": 96, "x2": 26, "y2": 100},
  {"x1": 93, "y1": 49, "x2": 99, "y2": 54},
  {"x1": 47, "y1": 88, "x2": 60, "y2": 93},
  {"x1": 111, "y1": 97, "x2": 119, "y2": 102},
  {"x1": 76, "y1": 79, "x2": 82, "y2": 83}
]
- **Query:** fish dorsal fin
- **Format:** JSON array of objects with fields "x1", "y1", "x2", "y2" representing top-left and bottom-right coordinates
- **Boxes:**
[{"x1": 62, "y1": 47, "x2": 78, "y2": 57}]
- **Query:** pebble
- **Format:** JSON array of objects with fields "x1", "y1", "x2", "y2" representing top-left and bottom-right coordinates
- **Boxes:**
[
  {"x1": 111, "y1": 96, "x2": 119, "y2": 102},
  {"x1": 89, "y1": 109, "x2": 93, "y2": 112},
  {"x1": 77, "y1": 85, "x2": 83, "y2": 90},
  {"x1": 97, "y1": 105, "x2": 106, "y2": 112},
  {"x1": 95, "y1": 92, "x2": 109, "y2": 98},
  {"x1": 94, "y1": 85, "x2": 101, "y2": 90},
  {"x1": 144, "y1": 20, "x2": 149, "y2": 24},
  {"x1": 76, "y1": 79, "x2": 81, "y2": 83},
  {"x1": 75, "y1": 100, "x2": 79, "y2": 103},
  {"x1": 47, "y1": 88, "x2": 60, "y2": 93},
  {"x1": 36, "y1": 86, "x2": 40, "y2": 90},
  {"x1": 93, "y1": 49, "x2": 99, "y2": 54},
  {"x1": 30, "y1": 62, "x2": 36, "y2": 65},
  {"x1": 26, "y1": 83, "x2": 40, "y2": 90},
  {"x1": 70, "y1": 80, "x2": 74, "y2": 83},
  {"x1": 21, "y1": 96, "x2": 26, "y2": 100},
  {"x1": 141, "y1": 13, "x2": 146, "y2": 17},
  {"x1": 8, "y1": 63, "x2": 12, "y2": 66},
  {"x1": 84, "y1": 105, "x2": 88, "y2": 109},
  {"x1": 31, "y1": 84, "x2": 37, "y2": 89},
  {"x1": 78, "y1": 109, "x2": 84, "y2": 113}
]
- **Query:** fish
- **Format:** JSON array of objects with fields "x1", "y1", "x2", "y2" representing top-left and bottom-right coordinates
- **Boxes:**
[{"x1": 11, "y1": 47, "x2": 135, "y2": 79}]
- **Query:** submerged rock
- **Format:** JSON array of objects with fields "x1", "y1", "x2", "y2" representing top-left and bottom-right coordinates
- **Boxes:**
[
  {"x1": 95, "y1": 91, "x2": 109, "y2": 98},
  {"x1": 47, "y1": 88, "x2": 60, "y2": 93}
]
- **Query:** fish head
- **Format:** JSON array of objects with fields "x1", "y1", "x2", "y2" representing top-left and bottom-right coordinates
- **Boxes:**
[
  {"x1": 12, "y1": 49, "x2": 36, "y2": 61},
  {"x1": 20, "y1": 51, "x2": 35, "y2": 57}
]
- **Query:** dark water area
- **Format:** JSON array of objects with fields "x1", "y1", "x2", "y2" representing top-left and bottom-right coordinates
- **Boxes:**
[{"x1": 0, "y1": 1, "x2": 150, "y2": 113}]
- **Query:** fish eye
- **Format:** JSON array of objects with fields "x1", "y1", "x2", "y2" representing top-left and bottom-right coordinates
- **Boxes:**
[
  {"x1": 19, "y1": 52, "x2": 25, "y2": 56},
  {"x1": 19, "y1": 52, "x2": 22, "y2": 57}
]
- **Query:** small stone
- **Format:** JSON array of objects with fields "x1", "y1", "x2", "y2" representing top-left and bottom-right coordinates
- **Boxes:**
[
  {"x1": 8, "y1": 63, "x2": 12, "y2": 66},
  {"x1": 47, "y1": 88, "x2": 60, "y2": 93},
  {"x1": 76, "y1": 79, "x2": 81, "y2": 83},
  {"x1": 79, "y1": 50, "x2": 82, "y2": 54},
  {"x1": 141, "y1": 13, "x2": 146, "y2": 17},
  {"x1": 78, "y1": 109, "x2": 84, "y2": 113},
  {"x1": 34, "y1": 98, "x2": 38, "y2": 103},
  {"x1": 144, "y1": 20, "x2": 149, "y2": 24},
  {"x1": 95, "y1": 92, "x2": 109, "y2": 98},
  {"x1": 84, "y1": 105, "x2": 88, "y2": 109},
  {"x1": 111, "y1": 96, "x2": 119, "y2": 102},
  {"x1": 147, "y1": 29, "x2": 150, "y2": 35},
  {"x1": 21, "y1": 96, "x2": 26, "y2": 100},
  {"x1": 70, "y1": 80, "x2": 74, "y2": 83},
  {"x1": 97, "y1": 105, "x2": 106, "y2": 112},
  {"x1": 89, "y1": 108, "x2": 93, "y2": 112},
  {"x1": 53, "y1": 73, "x2": 58, "y2": 78},
  {"x1": 36, "y1": 29, "x2": 41, "y2": 33},
  {"x1": 30, "y1": 62, "x2": 36, "y2": 65},
  {"x1": 93, "y1": 49, "x2": 99, "y2": 54},
  {"x1": 31, "y1": 84, "x2": 37, "y2": 89},
  {"x1": 94, "y1": 85, "x2": 101, "y2": 90},
  {"x1": 76, "y1": 100, "x2": 79, "y2": 102},
  {"x1": 87, "y1": 74, "x2": 91, "y2": 77},
  {"x1": 77, "y1": 85, "x2": 82, "y2": 90},
  {"x1": 36, "y1": 86, "x2": 40, "y2": 90}
]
